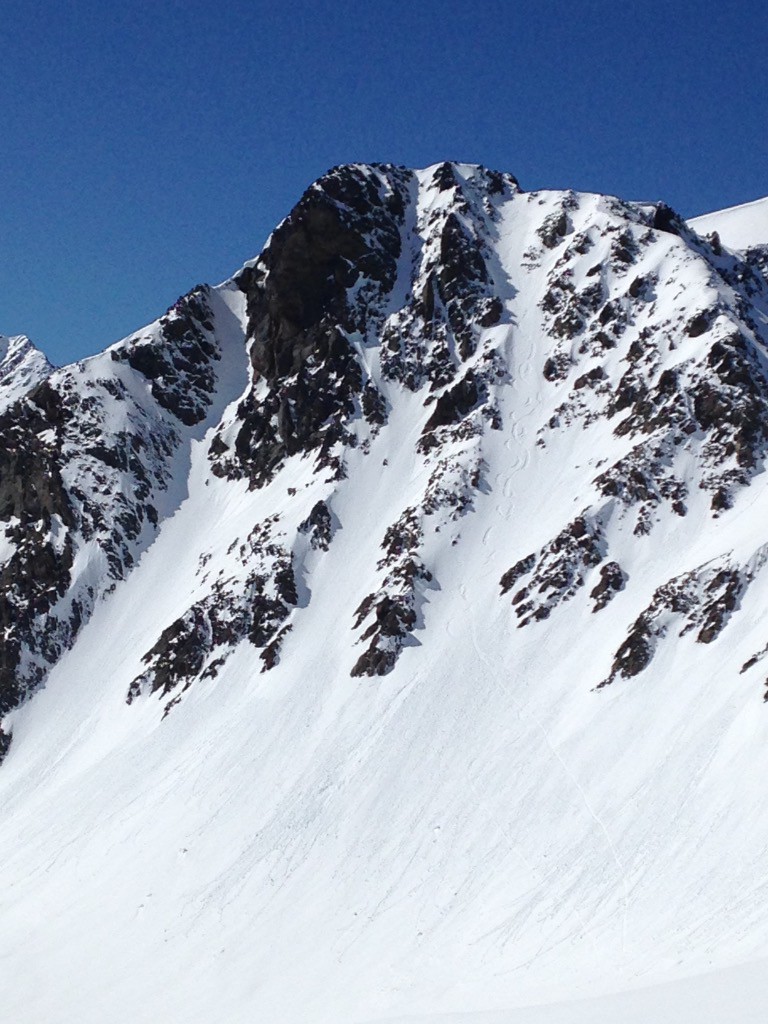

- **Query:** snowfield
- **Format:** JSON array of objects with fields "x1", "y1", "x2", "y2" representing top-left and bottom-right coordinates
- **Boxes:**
[
  {"x1": 2, "y1": 165, "x2": 768, "y2": 1023},
  {"x1": 688, "y1": 196, "x2": 768, "y2": 252}
]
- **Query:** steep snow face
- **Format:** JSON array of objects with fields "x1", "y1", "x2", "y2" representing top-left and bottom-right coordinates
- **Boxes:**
[
  {"x1": 4, "y1": 164, "x2": 768, "y2": 1024},
  {"x1": 689, "y1": 196, "x2": 768, "y2": 251},
  {"x1": 0, "y1": 334, "x2": 52, "y2": 409}
]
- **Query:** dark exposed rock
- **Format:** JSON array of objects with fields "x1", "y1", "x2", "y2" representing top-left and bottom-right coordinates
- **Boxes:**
[
  {"x1": 686, "y1": 309, "x2": 715, "y2": 338},
  {"x1": 628, "y1": 274, "x2": 654, "y2": 300},
  {"x1": 595, "y1": 444, "x2": 688, "y2": 532},
  {"x1": 351, "y1": 557, "x2": 432, "y2": 678},
  {"x1": 543, "y1": 354, "x2": 571, "y2": 381},
  {"x1": 128, "y1": 524, "x2": 299, "y2": 705},
  {"x1": 350, "y1": 433, "x2": 485, "y2": 677},
  {"x1": 695, "y1": 569, "x2": 744, "y2": 643},
  {"x1": 436, "y1": 213, "x2": 493, "y2": 359},
  {"x1": 0, "y1": 727, "x2": 11, "y2": 764},
  {"x1": 422, "y1": 372, "x2": 480, "y2": 435},
  {"x1": 610, "y1": 229, "x2": 640, "y2": 269},
  {"x1": 590, "y1": 561, "x2": 627, "y2": 612},
  {"x1": 422, "y1": 454, "x2": 486, "y2": 518},
  {"x1": 651, "y1": 203, "x2": 685, "y2": 237},
  {"x1": 260, "y1": 625, "x2": 292, "y2": 671},
  {"x1": 500, "y1": 554, "x2": 536, "y2": 595},
  {"x1": 600, "y1": 560, "x2": 748, "y2": 687},
  {"x1": 113, "y1": 288, "x2": 220, "y2": 426},
  {"x1": 379, "y1": 169, "x2": 516, "y2": 393},
  {"x1": 210, "y1": 165, "x2": 409, "y2": 487},
  {"x1": 361, "y1": 382, "x2": 387, "y2": 426},
  {"x1": 504, "y1": 514, "x2": 606, "y2": 627},
  {"x1": 598, "y1": 300, "x2": 620, "y2": 326},
  {"x1": 479, "y1": 296, "x2": 503, "y2": 327},
  {"x1": 551, "y1": 307, "x2": 584, "y2": 340},
  {"x1": 439, "y1": 214, "x2": 489, "y2": 301},
  {"x1": 0, "y1": 277, "x2": 237, "y2": 717},
  {"x1": 599, "y1": 616, "x2": 654, "y2": 685},
  {"x1": 538, "y1": 210, "x2": 571, "y2": 249},
  {"x1": 0, "y1": 372, "x2": 162, "y2": 711},
  {"x1": 298, "y1": 500, "x2": 335, "y2": 551},
  {"x1": 742, "y1": 642, "x2": 768, "y2": 676},
  {"x1": 136, "y1": 607, "x2": 210, "y2": 697},
  {"x1": 432, "y1": 161, "x2": 458, "y2": 193},
  {"x1": 574, "y1": 366, "x2": 607, "y2": 390}
]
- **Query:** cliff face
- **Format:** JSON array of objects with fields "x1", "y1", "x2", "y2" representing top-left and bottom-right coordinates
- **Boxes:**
[{"x1": 3, "y1": 165, "x2": 768, "y2": 1024}]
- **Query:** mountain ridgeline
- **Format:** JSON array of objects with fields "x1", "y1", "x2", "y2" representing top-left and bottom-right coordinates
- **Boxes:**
[{"x1": 2, "y1": 162, "x2": 768, "y2": 729}]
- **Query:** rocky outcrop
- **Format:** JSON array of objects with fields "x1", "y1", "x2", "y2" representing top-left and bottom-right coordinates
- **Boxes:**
[
  {"x1": 127, "y1": 516, "x2": 300, "y2": 714},
  {"x1": 0, "y1": 286, "x2": 226, "y2": 716},
  {"x1": 112, "y1": 287, "x2": 220, "y2": 426},
  {"x1": 600, "y1": 560, "x2": 748, "y2": 687},
  {"x1": 501, "y1": 513, "x2": 607, "y2": 627},
  {"x1": 209, "y1": 165, "x2": 411, "y2": 488},
  {"x1": 298, "y1": 500, "x2": 335, "y2": 551}
]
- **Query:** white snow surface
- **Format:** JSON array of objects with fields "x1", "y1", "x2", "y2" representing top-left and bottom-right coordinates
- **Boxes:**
[
  {"x1": 3, "y1": 166, "x2": 768, "y2": 1023},
  {"x1": 689, "y1": 195, "x2": 768, "y2": 250}
]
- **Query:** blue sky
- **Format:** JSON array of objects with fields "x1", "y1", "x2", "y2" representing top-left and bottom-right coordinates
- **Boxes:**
[{"x1": 2, "y1": 0, "x2": 766, "y2": 364}]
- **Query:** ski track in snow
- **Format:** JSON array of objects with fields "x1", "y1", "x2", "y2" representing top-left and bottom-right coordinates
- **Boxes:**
[{"x1": 458, "y1": 561, "x2": 628, "y2": 968}]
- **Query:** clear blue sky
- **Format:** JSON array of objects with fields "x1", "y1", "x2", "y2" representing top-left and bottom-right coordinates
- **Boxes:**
[{"x1": 2, "y1": 0, "x2": 766, "y2": 365}]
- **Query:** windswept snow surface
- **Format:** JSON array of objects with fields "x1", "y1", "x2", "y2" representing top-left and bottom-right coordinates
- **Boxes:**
[
  {"x1": 689, "y1": 196, "x2": 768, "y2": 250},
  {"x1": 371, "y1": 958, "x2": 768, "y2": 1024},
  {"x1": 4, "y1": 165, "x2": 768, "y2": 1023}
]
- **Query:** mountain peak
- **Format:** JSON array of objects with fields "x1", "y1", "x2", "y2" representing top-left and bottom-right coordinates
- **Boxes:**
[{"x1": 0, "y1": 333, "x2": 53, "y2": 409}]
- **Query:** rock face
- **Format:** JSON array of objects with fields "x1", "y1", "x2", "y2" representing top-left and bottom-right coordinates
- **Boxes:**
[{"x1": 0, "y1": 287, "x2": 234, "y2": 715}]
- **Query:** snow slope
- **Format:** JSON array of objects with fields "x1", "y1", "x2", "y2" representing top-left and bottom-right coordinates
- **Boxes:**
[
  {"x1": 689, "y1": 195, "x2": 768, "y2": 250},
  {"x1": 3, "y1": 164, "x2": 768, "y2": 1023}
]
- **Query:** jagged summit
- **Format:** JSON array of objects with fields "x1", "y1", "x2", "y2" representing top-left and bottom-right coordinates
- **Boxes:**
[
  {"x1": 0, "y1": 333, "x2": 52, "y2": 409},
  {"x1": 4, "y1": 165, "x2": 768, "y2": 1023}
]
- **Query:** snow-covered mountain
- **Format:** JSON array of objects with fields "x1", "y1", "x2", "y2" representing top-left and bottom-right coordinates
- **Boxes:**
[
  {"x1": 3, "y1": 164, "x2": 768, "y2": 1024},
  {"x1": 0, "y1": 333, "x2": 52, "y2": 410}
]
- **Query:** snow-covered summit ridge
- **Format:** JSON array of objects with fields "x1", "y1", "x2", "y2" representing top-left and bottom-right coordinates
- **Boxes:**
[
  {"x1": 688, "y1": 194, "x2": 768, "y2": 251},
  {"x1": 5, "y1": 163, "x2": 768, "y2": 1023}
]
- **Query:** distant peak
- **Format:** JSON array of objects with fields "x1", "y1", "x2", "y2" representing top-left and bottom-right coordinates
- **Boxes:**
[{"x1": 0, "y1": 333, "x2": 54, "y2": 409}]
